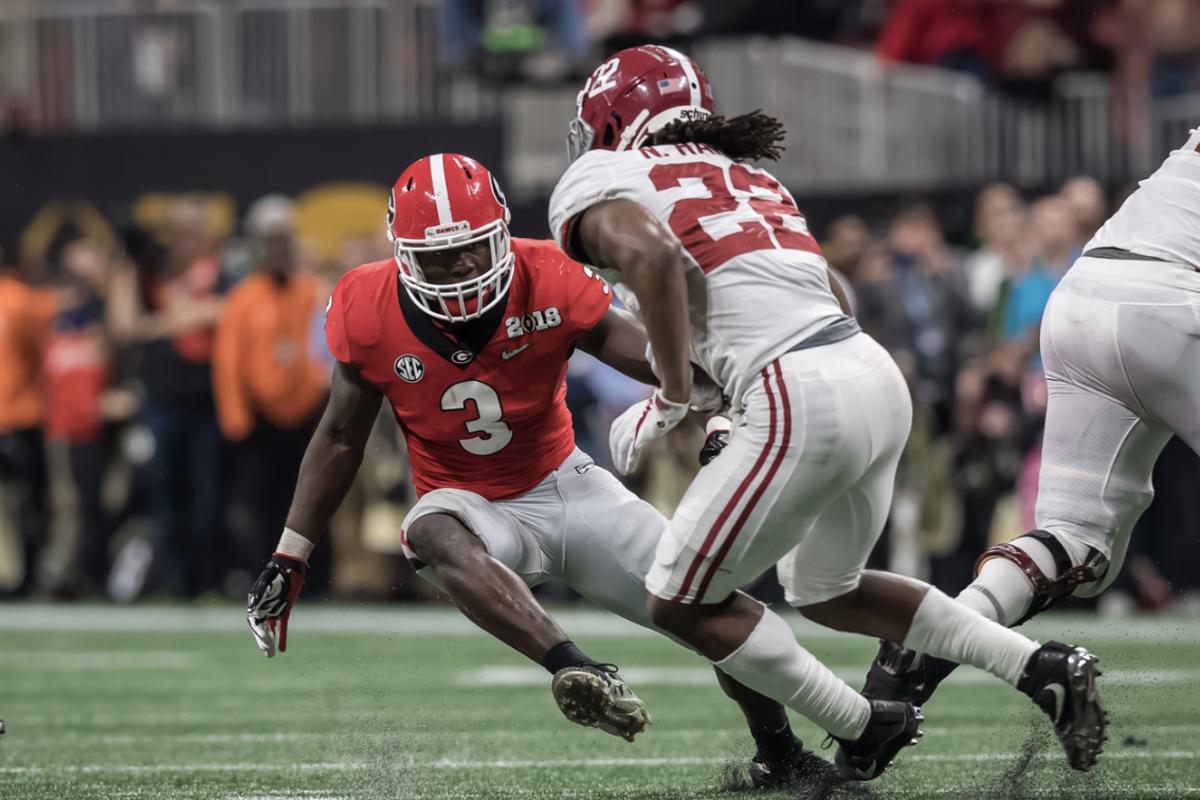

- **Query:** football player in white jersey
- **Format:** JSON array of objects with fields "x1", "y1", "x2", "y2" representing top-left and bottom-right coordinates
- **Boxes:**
[
  {"x1": 860, "y1": 129, "x2": 1200, "y2": 707},
  {"x1": 548, "y1": 45, "x2": 1109, "y2": 779}
]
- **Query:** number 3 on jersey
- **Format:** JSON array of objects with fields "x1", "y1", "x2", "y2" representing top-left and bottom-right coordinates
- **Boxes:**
[
  {"x1": 441, "y1": 380, "x2": 513, "y2": 456},
  {"x1": 648, "y1": 161, "x2": 821, "y2": 273}
]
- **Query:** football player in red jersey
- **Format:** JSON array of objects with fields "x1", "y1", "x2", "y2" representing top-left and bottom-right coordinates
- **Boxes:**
[
  {"x1": 245, "y1": 153, "x2": 837, "y2": 785},
  {"x1": 550, "y1": 45, "x2": 1108, "y2": 779}
]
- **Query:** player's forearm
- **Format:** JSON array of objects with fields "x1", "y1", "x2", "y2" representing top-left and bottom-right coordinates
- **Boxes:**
[
  {"x1": 281, "y1": 363, "x2": 381, "y2": 552},
  {"x1": 622, "y1": 253, "x2": 692, "y2": 403},
  {"x1": 578, "y1": 201, "x2": 692, "y2": 402},
  {"x1": 599, "y1": 349, "x2": 660, "y2": 385},
  {"x1": 283, "y1": 424, "x2": 366, "y2": 548},
  {"x1": 583, "y1": 307, "x2": 660, "y2": 386}
]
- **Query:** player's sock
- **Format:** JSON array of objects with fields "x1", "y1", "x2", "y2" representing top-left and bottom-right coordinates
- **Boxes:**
[
  {"x1": 541, "y1": 640, "x2": 599, "y2": 674},
  {"x1": 957, "y1": 558, "x2": 1036, "y2": 626},
  {"x1": 715, "y1": 608, "x2": 870, "y2": 740},
  {"x1": 902, "y1": 588, "x2": 1039, "y2": 687}
]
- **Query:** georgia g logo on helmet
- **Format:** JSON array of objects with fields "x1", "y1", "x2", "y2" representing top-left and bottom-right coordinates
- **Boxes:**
[{"x1": 488, "y1": 174, "x2": 508, "y2": 213}]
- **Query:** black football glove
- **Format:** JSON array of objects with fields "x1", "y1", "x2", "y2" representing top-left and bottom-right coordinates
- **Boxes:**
[
  {"x1": 247, "y1": 554, "x2": 308, "y2": 657},
  {"x1": 699, "y1": 416, "x2": 731, "y2": 467}
]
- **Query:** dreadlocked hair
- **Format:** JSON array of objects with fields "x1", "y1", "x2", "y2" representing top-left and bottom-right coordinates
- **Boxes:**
[{"x1": 646, "y1": 109, "x2": 786, "y2": 162}]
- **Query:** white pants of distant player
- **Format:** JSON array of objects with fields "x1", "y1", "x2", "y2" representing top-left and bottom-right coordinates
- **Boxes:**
[
  {"x1": 1034, "y1": 254, "x2": 1200, "y2": 592},
  {"x1": 402, "y1": 448, "x2": 665, "y2": 629},
  {"x1": 647, "y1": 332, "x2": 912, "y2": 607}
]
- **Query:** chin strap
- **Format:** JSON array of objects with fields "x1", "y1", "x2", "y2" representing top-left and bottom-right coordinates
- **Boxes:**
[{"x1": 974, "y1": 530, "x2": 1101, "y2": 626}]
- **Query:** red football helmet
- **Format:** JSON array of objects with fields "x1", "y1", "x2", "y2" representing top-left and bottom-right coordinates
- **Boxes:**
[
  {"x1": 568, "y1": 45, "x2": 716, "y2": 163},
  {"x1": 387, "y1": 153, "x2": 513, "y2": 323}
]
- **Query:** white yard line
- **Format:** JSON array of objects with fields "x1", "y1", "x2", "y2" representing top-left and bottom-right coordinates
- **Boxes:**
[
  {"x1": 9, "y1": 722, "x2": 1200, "y2": 746},
  {"x1": 3, "y1": 750, "x2": 1197, "y2": 776},
  {"x1": 456, "y1": 664, "x2": 1200, "y2": 688},
  {"x1": 0, "y1": 650, "x2": 200, "y2": 670},
  {"x1": 4, "y1": 603, "x2": 1200, "y2": 643}
]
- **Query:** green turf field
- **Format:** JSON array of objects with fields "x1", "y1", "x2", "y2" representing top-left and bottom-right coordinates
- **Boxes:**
[{"x1": 2, "y1": 605, "x2": 1198, "y2": 799}]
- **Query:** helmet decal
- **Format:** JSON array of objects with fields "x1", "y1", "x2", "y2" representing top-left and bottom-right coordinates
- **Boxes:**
[
  {"x1": 586, "y1": 58, "x2": 622, "y2": 98},
  {"x1": 489, "y1": 174, "x2": 508, "y2": 211},
  {"x1": 427, "y1": 153, "x2": 455, "y2": 226},
  {"x1": 568, "y1": 46, "x2": 715, "y2": 162}
]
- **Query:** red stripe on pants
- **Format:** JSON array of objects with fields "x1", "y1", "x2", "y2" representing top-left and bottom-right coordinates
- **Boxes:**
[
  {"x1": 669, "y1": 366, "x2": 780, "y2": 603},
  {"x1": 692, "y1": 360, "x2": 794, "y2": 602}
]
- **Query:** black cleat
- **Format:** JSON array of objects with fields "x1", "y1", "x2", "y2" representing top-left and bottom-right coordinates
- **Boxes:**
[
  {"x1": 748, "y1": 735, "x2": 841, "y2": 790},
  {"x1": 1018, "y1": 641, "x2": 1109, "y2": 771},
  {"x1": 862, "y1": 639, "x2": 958, "y2": 707},
  {"x1": 832, "y1": 700, "x2": 923, "y2": 781}
]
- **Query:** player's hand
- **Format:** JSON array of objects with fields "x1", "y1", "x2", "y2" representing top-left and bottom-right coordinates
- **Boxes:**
[
  {"x1": 698, "y1": 415, "x2": 731, "y2": 467},
  {"x1": 246, "y1": 554, "x2": 308, "y2": 658},
  {"x1": 609, "y1": 391, "x2": 690, "y2": 476}
]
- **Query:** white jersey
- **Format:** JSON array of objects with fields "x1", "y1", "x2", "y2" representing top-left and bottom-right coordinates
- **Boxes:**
[
  {"x1": 1086, "y1": 127, "x2": 1200, "y2": 265},
  {"x1": 549, "y1": 143, "x2": 845, "y2": 405}
]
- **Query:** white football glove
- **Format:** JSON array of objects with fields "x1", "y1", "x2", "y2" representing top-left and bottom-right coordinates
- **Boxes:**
[
  {"x1": 246, "y1": 554, "x2": 307, "y2": 657},
  {"x1": 609, "y1": 391, "x2": 690, "y2": 476},
  {"x1": 643, "y1": 344, "x2": 724, "y2": 413}
]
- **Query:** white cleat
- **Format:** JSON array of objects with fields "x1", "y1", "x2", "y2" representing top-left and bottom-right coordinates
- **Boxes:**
[{"x1": 551, "y1": 664, "x2": 650, "y2": 742}]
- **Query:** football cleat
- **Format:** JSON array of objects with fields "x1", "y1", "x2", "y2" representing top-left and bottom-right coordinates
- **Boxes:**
[
  {"x1": 1018, "y1": 641, "x2": 1109, "y2": 771},
  {"x1": 551, "y1": 664, "x2": 650, "y2": 742},
  {"x1": 862, "y1": 639, "x2": 958, "y2": 707},
  {"x1": 748, "y1": 735, "x2": 846, "y2": 791},
  {"x1": 831, "y1": 700, "x2": 923, "y2": 781}
]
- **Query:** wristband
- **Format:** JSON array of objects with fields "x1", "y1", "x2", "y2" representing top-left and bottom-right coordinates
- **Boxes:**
[
  {"x1": 705, "y1": 415, "x2": 732, "y2": 435},
  {"x1": 276, "y1": 527, "x2": 314, "y2": 562}
]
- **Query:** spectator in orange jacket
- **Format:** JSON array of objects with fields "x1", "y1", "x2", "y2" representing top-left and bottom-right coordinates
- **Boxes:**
[
  {"x1": 0, "y1": 248, "x2": 58, "y2": 595},
  {"x1": 214, "y1": 196, "x2": 330, "y2": 585}
]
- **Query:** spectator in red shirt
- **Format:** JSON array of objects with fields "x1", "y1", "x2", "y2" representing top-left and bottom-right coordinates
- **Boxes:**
[
  {"x1": 108, "y1": 196, "x2": 228, "y2": 597},
  {"x1": 44, "y1": 239, "x2": 115, "y2": 595},
  {"x1": 874, "y1": 0, "x2": 992, "y2": 77}
]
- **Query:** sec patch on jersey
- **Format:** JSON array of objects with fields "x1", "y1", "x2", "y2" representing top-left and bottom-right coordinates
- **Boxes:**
[{"x1": 394, "y1": 354, "x2": 425, "y2": 383}]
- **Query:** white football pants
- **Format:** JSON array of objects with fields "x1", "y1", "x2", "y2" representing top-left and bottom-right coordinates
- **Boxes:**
[{"x1": 1036, "y1": 254, "x2": 1200, "y2": 594}]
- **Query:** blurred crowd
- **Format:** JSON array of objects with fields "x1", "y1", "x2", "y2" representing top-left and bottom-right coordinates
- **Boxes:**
[
  {"x1": 0, "y1": 197, "x2": 387, "y2": 601},
  {"x1": 0, "y1": 195, "x2": 666, "y2": 603},
  {"x1": 443, "y1": 0, "x2": 1200, "y2": 97},
  {"x1": 3, "y1": 180, "x2": 1200, "y2": 611}
]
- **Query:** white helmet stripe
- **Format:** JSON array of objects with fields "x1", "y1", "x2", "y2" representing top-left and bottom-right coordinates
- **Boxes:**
[
  {"x1": 428, "y1": 153, "x2": 454, "y2": 225},
  {"x1": 660, "y1": 46, "x2": 701, "y2": 107}
]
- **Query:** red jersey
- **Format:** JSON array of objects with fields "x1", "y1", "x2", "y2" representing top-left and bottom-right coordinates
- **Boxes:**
[
  {"x1": 325, "y1": 238, "x2": 612, "y2": 500},
  {"x1": 44, "y1": 328, "x2": 108, "y2": 444}
]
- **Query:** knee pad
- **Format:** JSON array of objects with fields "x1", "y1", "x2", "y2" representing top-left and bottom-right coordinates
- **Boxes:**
[{"x1": 974, "y1": 530, "x2": 1107, "y2": 625}]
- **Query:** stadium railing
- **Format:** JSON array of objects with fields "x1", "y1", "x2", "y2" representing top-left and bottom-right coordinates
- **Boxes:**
[
  {"x1": 503, "y1": 40, "x2": 1200, "y2": 198},
  {"x1": 3, "y1": 2, "x2": 1197, "y2": 193},
  {"x1": 503, "y1": 38, "x2": 991, "y2": 198},
  {"x1": 0, "y1": 0, "x2": 440, "y2": 130}
]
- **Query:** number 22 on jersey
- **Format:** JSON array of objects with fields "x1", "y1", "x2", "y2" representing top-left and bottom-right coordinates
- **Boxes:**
[
  {"x1": 441, "y1": 380, "x2": 513, "y2": 456},
  {"x1": 648, "y1": 161, "x2": 821, "y2": 273}
]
